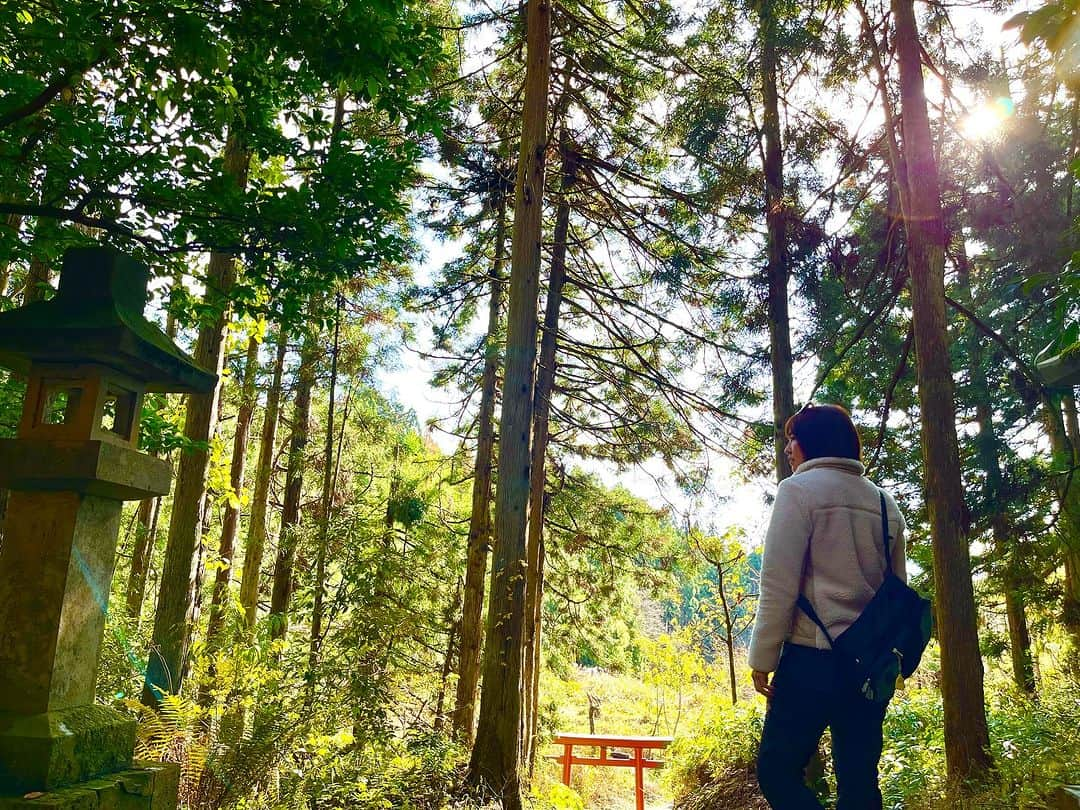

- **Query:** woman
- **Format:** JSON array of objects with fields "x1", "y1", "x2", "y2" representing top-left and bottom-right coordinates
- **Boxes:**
[{"x1": 749, "y1": 404, "x2": 906, "y2": 810}]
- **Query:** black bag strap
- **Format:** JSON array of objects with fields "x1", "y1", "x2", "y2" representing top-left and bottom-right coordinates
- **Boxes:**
[
  {"x1": 796, "y1": 489, "x2": 892, "y2": 647},
  {"x1": 796, "y1": 593, "x2": 834, "y2": 645},
  {"x1": 878, "y1": 490, "x2": 892, "y2": 571}
]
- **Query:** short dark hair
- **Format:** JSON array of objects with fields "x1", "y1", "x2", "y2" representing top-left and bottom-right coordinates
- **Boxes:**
[{"x1": 784, "y1": 403, "x2": 861, "y2": 461}]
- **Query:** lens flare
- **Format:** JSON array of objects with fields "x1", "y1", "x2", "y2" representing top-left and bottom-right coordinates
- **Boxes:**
[{"x1": 960, "y1": 97, "x2": 1015, "y2": 141}]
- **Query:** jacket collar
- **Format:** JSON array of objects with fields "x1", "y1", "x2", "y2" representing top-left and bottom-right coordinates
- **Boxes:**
[{"x1": 794, "y1": 456, "x2": 866, "y2": 476}]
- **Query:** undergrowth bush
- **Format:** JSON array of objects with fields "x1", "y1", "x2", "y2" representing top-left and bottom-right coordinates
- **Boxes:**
[
  {"x1": 667, "y1": 698, "x2": 765, "y2": 793},
  {"x1": 302, "y1": 732, "x2": 461, "y2": 810},
  {"x1": 665, "y1": 693, "x2": 765, "y2": 810}
]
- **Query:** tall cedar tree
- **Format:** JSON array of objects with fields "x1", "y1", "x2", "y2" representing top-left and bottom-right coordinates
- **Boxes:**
[
  {"x1": 892, "y1": 0, "x2": 992, "y2": 779},
  {"x1": 466, "y1": 0, "x2": 552, "y2": 806}
]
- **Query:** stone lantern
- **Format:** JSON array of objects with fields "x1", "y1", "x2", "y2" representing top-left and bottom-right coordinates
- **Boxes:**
[{"x1": 0, "y1": 247, "x2": 215, "y2": 809}]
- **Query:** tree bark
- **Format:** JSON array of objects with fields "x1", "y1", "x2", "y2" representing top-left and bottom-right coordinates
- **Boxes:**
[
  {"x1": 892, "y1": 0, "x2": 992, "y2": 779},
  {"x1": 760, "y1": 0, "x2": 795, "y2": 482},
  {"x1": 308, "y1": 295, "x2": 341, "y2": 697},
  {"x1": 143, "y1": 130, "x2": 249, "y2": 707},
  {"x1": 522, "y1": 136, "x2": 576, "y2": 768},
  {"x1": 453, "y1": 189, "x2": 508, "y2": 743},
  {"x1": 269, "y1": 328, "x2": 317, "y2": 640},
  {"x1": 21, "y1": 256, "x2": 51, "y2": 304},
  {"x1": 466, "y1": 1, "x2": 552, "y2": 805},
  {"x1": 239, "y1": 330, "x2": 287, "y2": 629},
  {"x1": 126, "y1": 495, "x2": 160, "y2": 622}
]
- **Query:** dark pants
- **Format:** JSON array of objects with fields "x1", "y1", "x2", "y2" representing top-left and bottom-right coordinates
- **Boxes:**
[{"x1": 757, "y1": 644, "x2": 888, "y2": 810}]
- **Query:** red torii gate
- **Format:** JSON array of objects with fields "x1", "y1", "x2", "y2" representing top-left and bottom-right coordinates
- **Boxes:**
[{"x1": 552, "y1": 733, "x2": 673, "y2": 810}]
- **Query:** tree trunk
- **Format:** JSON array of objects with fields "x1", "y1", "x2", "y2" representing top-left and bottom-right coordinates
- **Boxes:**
[
  {"x1": 716, "y1": 561, "x2": 739, "y2": 705},
  {"x1": 453, "y1": 189, "x2": 508, "y2": 743},
  {"x1": 522, "y1": 137, "x2": 576, "y2": 769},
  {"x1": 1067, "y1": 93, "x2": 1079, "y2": 225},
  {"x1": 126, "y1": 495, "x2": 161, "y2": 622},
  {"x1": 466, "y1": 1, "x2": 552, "y2": 805},
  {"x1": 205, "y1": 334, "x2": 260, "y2": 649},
  {"x1": 1065, "y1": 396, "x2": 1080, "y2": 657},
  {"x1": 308, "y1": 295, "x2": 341, "y2": 698},
  {"x1": 269, "y1": 328, "x2": 317, "y2": 640},
  {"x1": 892, "y1": 0, "x2": 991, "y2": 779},
  {"x1": 21, "y1": 256, "x2": 51, "y2": 304},
  {"x1": 956, "y1": 242, "x2": 1035, "y2": 694},
  {"x1": 165, "y1": 268, "x2": 183, "y2": 341},
  {"x1": 239, "y1": 330, "x2": 287, "y2": 629},
  {"x1": 979, "y1": 395, "x2": 1035, "y2": 696},
  {"x1": 143, "y1": 130, "x2": 249, "y2": 708},
  {"x1": 1002, "y1": 550, "x2": 1035, "y2": 692},
  {"x1": 1043, "y1": 397, "x2": 1080, "y2": 663},
  {"x1": 22, "y1": 179, "x2": 58, "y2": 305},
  {"x1": 435, "y1": 587, "x2": 462, "y2": 735},
  {"x1": 760, "y1": 0, "x2": 795, "y2": 482},
  {"x1": 527, "y1": 537, "x2": 545, "y2": 776},
  {"x1": 306, "y1": 96, "x2": 348, "y2": 691}
]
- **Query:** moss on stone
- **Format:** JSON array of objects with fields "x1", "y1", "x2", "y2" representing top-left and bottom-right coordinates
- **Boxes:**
[{"x1": 0, "y1": 706, "x2": 135, "y2": 794}]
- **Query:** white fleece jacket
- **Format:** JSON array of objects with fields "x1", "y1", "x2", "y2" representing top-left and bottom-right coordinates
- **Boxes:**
[{"x1": 747, "y1": 457, "x2": 907, "y2": 673}]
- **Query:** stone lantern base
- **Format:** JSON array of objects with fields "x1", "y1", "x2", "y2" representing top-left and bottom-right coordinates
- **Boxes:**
[
  {"x1": 0, "y1": 762, "x2": 178, "y2": 810},
  {"x1": 0, "y1": 705, "x2": 135, "y2": 793}
]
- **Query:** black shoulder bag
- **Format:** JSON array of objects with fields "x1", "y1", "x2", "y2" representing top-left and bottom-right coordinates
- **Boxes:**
[{"x1": 796, "y1": 490, "x2": 933, "y2": 703}]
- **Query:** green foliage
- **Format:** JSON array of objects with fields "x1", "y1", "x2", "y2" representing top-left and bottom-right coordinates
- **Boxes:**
[
  {"x1": 0, "y1": 0, "x2": 454, "y2": 326},
  {"x1": 0, "y1": 369, "x2": 25, "y2": 438},
  {"x1": 138, "y1": 394, "x2": 194, "y2": 454}
]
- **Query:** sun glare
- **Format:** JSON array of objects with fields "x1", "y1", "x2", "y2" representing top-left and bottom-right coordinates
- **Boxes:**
[{"x1": 959, "y1": 97, "x2": 1015, "y2": 141}]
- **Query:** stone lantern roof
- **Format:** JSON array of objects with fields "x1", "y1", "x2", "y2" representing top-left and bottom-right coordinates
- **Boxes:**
[
  {"x1": 1037, "y1": 341, "x2": 1080, "y2": 389},
  {"x1": 0, "y1": 246, "x2": 216, "y2": 394}
]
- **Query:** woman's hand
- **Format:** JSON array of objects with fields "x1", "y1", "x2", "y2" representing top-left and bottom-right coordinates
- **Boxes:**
[{"x1": 752, "y1": 669, "x2": 774, "y2": 699}]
